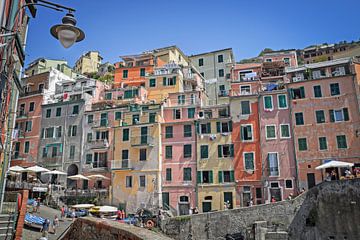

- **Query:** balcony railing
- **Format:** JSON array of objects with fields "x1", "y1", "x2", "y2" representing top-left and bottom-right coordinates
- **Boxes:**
[
  {"x1": 111, "y1": 160, "x2": 131, "y2": 170},
  {"x1": 130, "y1": 136, "x2": 154, "y2": 147},
  {"x1": 6, "y1": 181, "x2": 48, "y2": 191},
  {"x1": 88, "y1": 139, "x2": 109, "y2": 149},
  {"x1": 19, "y1": 89, "x2": 43, "y2": 97}
]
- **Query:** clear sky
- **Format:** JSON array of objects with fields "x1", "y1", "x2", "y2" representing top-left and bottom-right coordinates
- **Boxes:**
[{"x1": 25, "y1": 0, "x2": 360, "y2": 66}]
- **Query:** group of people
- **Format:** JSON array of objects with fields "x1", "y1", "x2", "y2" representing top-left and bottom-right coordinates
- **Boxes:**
[
  {"x1": 40, "y1": 215, "x2": 59, "y2": 238},
  {"x1": 32, "y1": 197, "x2": 41, "y2": 213}
]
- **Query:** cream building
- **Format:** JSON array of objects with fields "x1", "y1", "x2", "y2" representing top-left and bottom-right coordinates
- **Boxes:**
[{"x1": 74, "y1": 51, "x2": 103, "y2": 74}]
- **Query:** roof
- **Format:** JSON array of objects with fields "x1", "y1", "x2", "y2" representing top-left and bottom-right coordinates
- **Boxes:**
[
  {"x1": 234, "y1": 63, "x2": 262, "y2": 70},
  {"x1": 286, "y1": 57, "x2": 351, "y2": 73},
  {"x1": 189, "y1": 48, "x2": 233, "y2": 58}
]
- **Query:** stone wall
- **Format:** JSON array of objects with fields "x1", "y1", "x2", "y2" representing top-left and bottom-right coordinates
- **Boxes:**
[{"x1": 61, "y1": 217, "x2": 173, "y2": 240}]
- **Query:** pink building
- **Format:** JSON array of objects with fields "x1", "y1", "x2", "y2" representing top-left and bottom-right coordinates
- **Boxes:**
[{"x1": 161, "y1": 91, "x2": 204, "y2": 215}]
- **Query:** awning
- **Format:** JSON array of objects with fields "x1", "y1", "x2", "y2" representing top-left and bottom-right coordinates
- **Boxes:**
[{"x1": 315, "y1": 160, "x2": 354, "y2": 170}]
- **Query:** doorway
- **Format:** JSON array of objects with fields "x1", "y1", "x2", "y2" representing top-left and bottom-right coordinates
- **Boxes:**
[
  {"x1": 224, "y1": 192, "x2": 233, "y2": 209},
  {"x1": 178, "y1": 196, "x2": 190, "y2": 215},
  {"x1": 269, "y1": 182, "x2": 282, "y2": 201},
  {"x1": 202, "y1": 202, "x2": 212, "y2": 213},
  {"x1": 307, "y1": 173, "x2": 316, "y2": 189}
]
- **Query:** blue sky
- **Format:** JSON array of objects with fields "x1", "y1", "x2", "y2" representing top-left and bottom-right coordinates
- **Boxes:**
[{"x1": 25, "y1": 0, "x2": 360, "y2": 66}]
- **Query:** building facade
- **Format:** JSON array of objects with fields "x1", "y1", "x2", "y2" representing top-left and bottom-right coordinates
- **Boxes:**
[{"x1": 74, "y1": 51, "x2": 103, "y2": 75}]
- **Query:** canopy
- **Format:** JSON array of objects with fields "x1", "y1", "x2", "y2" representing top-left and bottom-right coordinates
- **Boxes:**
[
  {"x1": 315, "y1": 160, "x2": 354, "y2": 170},
  {"x1": 71, "y1": 204, "x2": 95, "y2": 209},
  {"x1": 24, "y1": 165, "x2": 50, "y2": 173},
  {"x1": 8, "y1": 166, "x2": 25, "y2": 172},
  {"x1": 90, "y1": 206, "x2": 117, "y2": 213},
  {"x1": 87, "y1": 174, "x2": 109, "y2": 180},
  {"x1": 43, "y1": 170, "x2": 67, "y2": 175},
  {"x1": 67, "y1": 174, "x2": 89, "y2": 180}
]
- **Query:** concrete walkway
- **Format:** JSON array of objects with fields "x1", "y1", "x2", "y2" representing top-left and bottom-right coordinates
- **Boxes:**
[{"x1": 23, "y1": 205, "x2": 73, "y2": 240}]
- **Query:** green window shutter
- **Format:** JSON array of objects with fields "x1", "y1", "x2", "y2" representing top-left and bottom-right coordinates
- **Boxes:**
[
  {"x1": 209, "y1": 171, "x2": 213, "y2": 183},
  {"x1": 229, "y1": 121, "x2": 232, "y2": 132},
  {"x1": 207, "y1": 122, "x2": 211, "y2": 133},
  {"x1": 163, "y1": 77, "x2": 167, "y2": 86},
  {"x1": 230, "y1": 144, "x2": 234, "y2": 157},
  {"x1": 216, "y1": 122, "x2": 221, "y2": 133},
  {"x1": 290, "y1": 89, "x2": 294, "y2": 99},
  {"x1": 195, "y1": 121, "x2": 200, "y2": 134},
  {"x1": 329, "y1": 110, "x2": 335, "y2": 122},
  {"x1": 218, "y1": 145, "x2": 223, "y2": 158},
  {"x1": 300, "y1": 87, "x2": 305, "y2": 98},
  {"x1": 240, "y1": 127, "x2": 244, "y2": 140},
  {"x1": 343, "y1": 108, "x2": 349, "y2": 121},
  {"x1": 197, "y1": 171, "x2": 202, "y2": 183},
  {"x1": 230, "y1": 171, "x2": 235, "y2": 182},
  {"x1": 173, "y1": 76, "x2": 176, "y2": 85},
  {"x1": 218, "y1": 171, "x2": 223, "y2": 183}
]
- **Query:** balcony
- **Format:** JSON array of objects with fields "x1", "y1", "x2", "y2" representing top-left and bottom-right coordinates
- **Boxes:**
[
  {"x1": 6, "y1": 180, "x2": 48, "y2": 191},
  {"x1": 16, "y1": 112, "x2": 27, "y2": 119},
  {"x1": 111, "y1": 160, "x2": 132, "y2": 170},
  {"x1": 88, "y1": 139, "x2": 109, "y2": 149},
  {"x1": 130, "y1": 136, "x2": 154, "y2": 147},
  {"x1": 90, "y1": 120, "x2": 109, "y2": 128},
  {"x1": 19, "y1": 89, "x2": 43, "y2": 97}
]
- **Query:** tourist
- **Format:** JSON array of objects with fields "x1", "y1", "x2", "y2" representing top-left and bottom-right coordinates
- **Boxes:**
[
  {"x1": 249, "y1": 198, "x2": 254, "y2": 206},
  {"x1": 139, "y1": 209, "x2": 145, "y2": 227},
  {"x1": 60, "y1": 206, "x2": 65, "y2": 220},
  {"x1": 41, "y1": 218, "x2": 50, "y2": 238},
  {"x1": 116, "y1": 210, "x2": 122, "y2": 220},
  {"x1": 53, "y1": 215, "x2": 59, "y2": 235},
  {"x1": 287, "y1": 193, "x2": 293, "y2": 200},
  {"x1": 325, "y1": 172, "x2": 331, "y2": 182},
  {"x1": 271, "y1": 196, "x2": 276, "y2": 203},
  {"x1": 345, "y1": 169, "x2": 352, "y2": 178},
  {"x1": 193, "y1": 207, "x2": 199, "y2": 214},
  {"x1": 300, "y1": 188, "x2": 306, "y2": 194},
  {"x1": 36, "y1": 197, "x2": 41, "y2": 213},
  {"x1": 331, "y1": 170, "x2": 337, "y2": 180},
  {"x1": 71, "y1": 209, "x2": 76, "y2": 221},
  {"x1": 32, "y1": 199, "x2": 37, "y2": 213},
  {"x1": 223, "y1": 202, "x2": 228, "y2": 210}
]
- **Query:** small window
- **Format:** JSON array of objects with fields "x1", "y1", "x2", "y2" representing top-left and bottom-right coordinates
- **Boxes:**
[
  {"x1": 85, "y1": 154, "x2": 92, "y2": 164},
  {"x1": 200, "y1": 145, "x2": 209, "y2": 159},
  {"x1": 29, "y1": 102, "x2": 35, "y2": 112},
  {"x1": 319, "y1": 137, "x2": 327, "y2": 150},
  {"x1": 330, "y1": 83, "x2": 340, "y2": 96},
  {"x1": 139, "y1": 176, "x2": 146, "y2": 187},
  {"x1": 173, "y1": 109, "x2": 181, "y2": 119},
  {"x1": 187, "y1": 108, "x2": 195, "y2": 118},
  {"x1": 218, "y1": 144, "x2": 234, "y2": 158},
  {"x1": 313, "y1": 85, "x2": 322, "y2": 98},
  {"x1": 200, "y1": 123, "x2": 211, "y2": 134},
  {"x1": 336, "y1": 135, "x2": 347, "y2": 149},
  {"x1": 46, "y1": 109, "x2": 51, "y2": 118},
  {"x1": 329, "y1": 108, "x2": 349, "y2": 122},
  {"x1": 218, "y1": 55, "x2": 223, "y2": 63},
  {"x1": 200, "y1": 72, "x2": 204, "y2": 77},
  {"x1": 183, "y1": 168, "x2": 192, "y2": 181},
  {"x1": 285, "y1": 180, "x2": 293, "y2": 189},
  {"x1": 315, "y1": 110, "x2": 325, "y2": 123},
  {"x1": 126, "y1": 176, "x2": 132, "y2": 188},
  {"x1": 263, "y1": 96, "x2": 273, "y2": 110},
  {"x1": 149, "y1": 112, "x2": 156, "y2": 123},
  {"x1": 283, "y1": 58, "x2": 290, "y2": 65},
  {"x1": 298, "y1": 138, "x2": 308, "y2": 151},
  {"x1": 123, "y1": 70, "x2": 128, "y2": 78},
  {"x1": 198, "y1": 58, "x2": 204, "y2": 66},
  {"x1": 183, "y1": 144, "x2": 192, "y2": 158},
  {"x1": 244, "y1": 152, "x2": 255, "y2": 171},
  {"x1": 132, "y1": 114, "x2": 139, "y2": 124},
  {"x1": 165, "y1": 126, "x2": 173, "y2": 138},
  {"x1": 25, "y1": 121, "x2": 32, "y2": 132},
  {"x1": 241, "y1": 125, "x2": 253, "y2": 141},
  {"x1": 52, "y1": 146, "x2": 58, "y2": 157},
  {"x1": 291, "y1": 87, "x2": 305, "y2": 99},
  {"x1": 278, "y1": 94, "x2": 287, "y2": 109},
  {"x1": 218, "y1": 69, "x2": 224, "y2": 77},
  {"x1": 295, "y1": 112, "x2": 304, "y2": 125},
  {"x1": 280, "y1": 124, "x2": 290, "y2": 138},
  {"x1": 149, "y1": 78, "x2": 156, "y2": 87},
  {"x1": 88, "y1": 115, "x2": 94, "y2": 124},
  {"x1": 105, "y1": 92, "x2": 112, "y2": 100},
  {"x1": 140, "y1": 68, "x2": 145, "y2": 77},
  {"x1": 69, "y1": 145, "x2": 75, "y2": 159},
  {"x1": 165, "y1": 146, "x2": 172, "y2": 159},
  {"x1": 184, "y1": 125, "x2": 192, "y2": 137},
  {"x1": 123, "y1": 129, "x2": 129, "y2": 141},
  {"x1": 241, "y1": 101, "x2": 250, "y2": 115},
  {"x1": 216, "y1": 121, "x2": 232, "y2": 133},
  {"x1": 200, "y1": 171, "x2": 213, "y2": 183},
  {"x1": 87, "y1": 133, "x2": 92, "y2": 142},
  {"x1": 265, "y1": 125, "x2": 276, "y2": 139},
  {"x1": 115, "y1": 112, "x2": 122, "y2": 120},
  {"x1": 166, "y1": 168, "x2": 172, "y2": 181},
  {"x1": 139, "y1": 149, "x2": 147, "y2": 161},
  {"x1": 178, "y1": 95, "x2": 185, "y2": 105},
  {"x1": 24, "y1": 141, "x2": 30, "y2": 153},
  {"x1": 72, "y1": 105, "x2": 79, "y2": 115},
  {"x1": 56, "y1": 107, "x2": 61, "y2": 117}
]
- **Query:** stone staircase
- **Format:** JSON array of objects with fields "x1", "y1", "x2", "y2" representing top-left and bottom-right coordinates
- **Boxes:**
[{"x1": 0, "y1": 214, "x2": 15, "y2": 240}]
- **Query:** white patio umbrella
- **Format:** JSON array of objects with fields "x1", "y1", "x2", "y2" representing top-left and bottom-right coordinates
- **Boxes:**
[
  {"x1": 8, "y1": 166, "x2": 25, "y2": 172},
  {"x1": 87, "y1": 174, "x2": 110, "y2": 180},
  {"x1": 43, "y1": 170, "x2": 67, "y2": 175},
  {"x1": 24, "y1": 165, "x2": 50, "y2": 173},
  {"x1": 315, "y1": 160, "x2": 354, "y2": 170},
  {"x1": 67, "y1": 174, "x2": 89, "y2": 181}
]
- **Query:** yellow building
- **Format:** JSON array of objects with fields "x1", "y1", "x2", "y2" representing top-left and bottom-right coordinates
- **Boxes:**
[
  {"x1": 196, "y1": 104, "x2": 236, "y2": 212},
  {"x1": 74, "y1": 51, "x2": 103, "y2": 74},
  {"x1": 111, "y1": 103, "x2": 163, "y2": 213}
]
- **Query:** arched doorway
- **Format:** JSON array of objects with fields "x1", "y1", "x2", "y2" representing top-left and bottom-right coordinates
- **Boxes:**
[{"x1": 67, "y1": 164, "x2": 78, "y2": 189}]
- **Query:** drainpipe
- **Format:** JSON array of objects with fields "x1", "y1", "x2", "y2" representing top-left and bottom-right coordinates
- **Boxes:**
[{"x1": 257, "y1": 91, "x2": 267, "y2": 203}]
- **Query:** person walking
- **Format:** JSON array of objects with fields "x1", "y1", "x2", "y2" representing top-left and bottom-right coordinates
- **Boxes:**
[
  {"x1": 71, "y1": 209, "x2": 76, "y2": 221},
  {"x1": 60, "y1": 206, "x2": 65, "y2": 220},
  {"x1": 36, "y1": 198, "x2": 41, "y2": 213},
  {"x1": 53, "y1": 215, "x2": 59, "y2": 235},
  {"x1": 271, "y1": 196, "x2": 276, "y2": 203},
  {"x1": 32, "y1": 199, "x2": 37, "y2": 213},
  {"x1": 41, "y1": 218, "x2": 50, "y2": 238}
]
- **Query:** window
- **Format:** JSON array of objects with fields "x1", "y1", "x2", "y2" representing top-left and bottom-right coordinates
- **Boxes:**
[
  {"x1": 265, "y1": 58, "x2": 272, "y2": 62},
  {"x1": 178, "y1": 95, "x2": 185, "y2": 105},
  {"x1": 69, "y1": 145, "x2": 75, "y2": 159},
  {"x1": 123, "y1": 69, "x2": 128, "y2": 78},
  {"x1": 140, "y1": 68, "x2": 145, "y2": 77},
  {"x1": 198, "y1": 171, "x2": 213, "y2": 184},
  {"x1": 283, "y1": 58, "x2": 290, "y2": 65},
  {"x1": 165, "y1": 126, "x2": 173, "y2": 138},
  {"x1": 38, "y1": 83, "x2": 44, "y2": 92},
  {"x1": 295, "y1": 112, "x2": 304, "y2": 125},
  {"x1": 25, "y1": 121, "x2": 32, "y2": 132},
  {"x1": 149, "y1": 78, "x2": 156, "y2": 87},
  {"x1": 149, "y1": 112, "x2": 156, "y2": 123},
  {"x1": 19, "y1": 103, "x2": 25, "y2": 116},
  {"x1": 216, "y1": 121, "x2": 232, "y2": 133},
  {"x1": 163, "y1": 76, "x2": 176, "y2": 86},
  {"x1": 244, "y1": 152, "x2": 255, "y2": 171},
  {"x1": 24, "y1": 141, "x2": 30, "y2": 153},
  {"x1": 139, "y1": 149, "x2": 146, "y2": 161},
  {"x1": 139, "y1": 176, "x2": 146, "y2": 187},
  {"x1": 285, "y1": 180, "x2": 293, "y2": 189},
  {"x1": 45, "y1": 127, "x2": 54, "y2": 138},
  {"x1": 268, "y1": 153, "x2": 279, "y2": 176},
  {"x1": 336, "y1": 135, "x2": 347, "y2": 149},
  {"x1": 265, "y1": 125, "x2": 276, "y2": 139},
  {"x1": 263, "y1": 96, "x2": 273, "y2": 110},
  {"x1": 330, "y1": 83, "x2": 340, "y2": 96},
  {"x1": 218, "y1": 171, "x2": 234, "y2": 183},
  {"x1": 105, "y1": 92, "x2": 112, "y2": 100},
  {"x1": 124, "y1": 89, "x2": 138, "y2": 99},
  {"x1": 173, "y1": 109, "x2": 181, "y2": 119},
  {"x1": 200, "y1": 145, "x2": 209, "y2": 159},
  {"x1": 126, "y1": 176, "x2": 132, "y2": 187},
  {"x1": 280, "y1": 124, "x2": 290, "y2": 138},
  {"x1": 42, "y1": 148, "x2": 48, "y2": 158},
  {"x1": 329, "y1": 108, "x2": 349, "y2": 122},
  {"x1": 184, "y1": 125, "x2": 192, "y2": 137},
  {"x1": 165, "y1": 146, "x2": 172, "y2": 159},
  {"x1": 166, "y1": 168, "x2": 172, "y2": 181},
  {"x1": 241, "y1": 125, "x2": 253, "y2": 141},
  {"x1": 100, "y1": 113, "x2": 108, "y2": 126},
  {"x1": 218, "y1": 144, "x2": 234, "y2": 158},
  {"x1": 319, "y1": 137, "x2": 327, "y2": 150},
  {"x1": 291, "y1": 87, "x2": 305, "y2": 99},
  {"x1": 200, "y1": 122, "x2": 211, "y2": 134},
  {"x1": 115, "y1": 112, "x2": 122, "y2": 120},
  {"x1": 29, "y1": 102, "x2": 35, "y2": 112},
  {"x1": 68, "y1": 125, "x2": 77, "y2": 137},
  {"x1": 278, "y1": 94, "x2": 287, "y2": 109},
  {"x1": 122, "y1": 150, "x2": 129, "y2": 168},
  {"x1": 298, "y1": 138, "x2": 308, "y2": 151},
  {"x1": 241, "y1": 101, "x2": 250, "y2": 115},
  {"x1": 52, "y1": 146, "x2": 58, "y2": 157},
  {"x1": 188, "y1": 108, "x2": 195, "y2": 118},
  {"x1": 133, "y1": 114, "x2": 140, "y2": 124},
  {"x1": 123, "y1": 129, "x2": 129, "y2": 141},
  {"x1": 200, "y1": 72, "x2": 204, "y2": 77},
  {"x1": 88, "y1": 115, "x2": 94, "y2": 124},
  {"x1": 315, "y1": 110, "x2": 325, "y2": 123},
  {"x1": 56, "y1": 126, "x2": 62, "y2": 138},
  {"x1": 218, "y1": 69, "x2": 224, "y2": 77},
  {"x1": 198, "y1": 58, "x2": 204, "y2": 66},
  {"x1": 96, "y1": 131, "x2": 109, "y2": 140},
  {"x1": 86, "y1": 154, "x2": 92, "y2": 164},
  {"x1": 218, "y1": 55, "x2": 223, "y2": 63},
  {"x1": 184, "y1": 144, "x2": 192, "y2": 158},
  {"x1": 313, "y1": 85, "x2": 322, "y2": 98},
  {"x1": 46, "y1": 109, "x2": 51, "y2": 118},
  {"x1": 183, "y1": 168, "x2": 192, "y2": 181},
  {"x1": 87, "y1": 133, "x2": 92, "y2": 142},
  {"x1": 72, "y1": 105, "x2": 79, "y2": 115},
  {"x1": 55, "y1": 107, "x2": 61, "y2": 117}
]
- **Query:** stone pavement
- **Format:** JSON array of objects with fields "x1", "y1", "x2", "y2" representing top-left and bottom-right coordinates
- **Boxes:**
[{"x1": 23, "y1": 205, "x2": 73, "y2": 240}]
